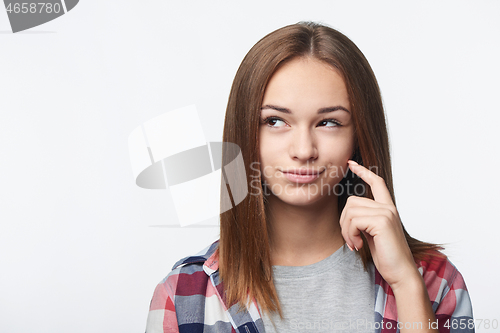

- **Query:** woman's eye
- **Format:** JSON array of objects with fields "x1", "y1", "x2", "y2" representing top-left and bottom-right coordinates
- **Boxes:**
[
  {"x1": 263, "y1": 117, "x2": 286, "y2": 127},
  {"x1": 318, "y1": 119, "x2": 341, "y2": 127}
]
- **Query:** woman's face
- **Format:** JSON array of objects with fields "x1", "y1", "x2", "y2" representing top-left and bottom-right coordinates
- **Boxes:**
[{"x1": 259, "y1": 57, "x2": 355, "y2": 207}]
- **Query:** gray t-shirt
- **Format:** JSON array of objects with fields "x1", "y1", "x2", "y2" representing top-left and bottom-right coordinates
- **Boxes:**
[{"x1": 261, "y1": 244, "x2": 375, "y2": 333}]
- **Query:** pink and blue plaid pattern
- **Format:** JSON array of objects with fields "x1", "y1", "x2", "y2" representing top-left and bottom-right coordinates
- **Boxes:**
[{"x1": 145, "y1": 241, "x2": 474, "y2": 333}]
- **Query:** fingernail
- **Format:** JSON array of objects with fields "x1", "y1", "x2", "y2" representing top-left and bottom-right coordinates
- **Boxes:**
[
  {"x1": 354, "y1": 246, "x2": 359, "y2": 251},
  {"x1": 346, "y1": 243, "x2": 353, "y2": 251},
  {"x1": 349, "y1": 160, "x2": 359, "y2": 166}
]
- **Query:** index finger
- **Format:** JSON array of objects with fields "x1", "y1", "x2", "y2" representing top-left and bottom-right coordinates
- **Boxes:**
[{"x1": 347, "y1": 160, "x2": 393, "y2": 205}]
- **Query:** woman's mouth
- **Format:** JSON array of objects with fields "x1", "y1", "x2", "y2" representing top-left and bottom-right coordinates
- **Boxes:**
[{"x1": 281, "y1": 169, "x2": 324, "y2": 183}]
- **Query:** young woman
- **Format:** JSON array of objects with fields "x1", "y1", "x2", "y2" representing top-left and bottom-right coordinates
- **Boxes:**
[{"x1": 145, "y1": 22, "x2": 474, "y2": 333}]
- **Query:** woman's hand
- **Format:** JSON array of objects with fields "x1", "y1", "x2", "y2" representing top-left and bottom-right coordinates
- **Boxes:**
[{"x1": 339, "y1": 160, "x2": 420, "y2": 290}]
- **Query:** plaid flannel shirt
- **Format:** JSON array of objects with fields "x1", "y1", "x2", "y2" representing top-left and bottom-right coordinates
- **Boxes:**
[{"x1": 145, "y1": 240, "x2": 474, "y2": 333}]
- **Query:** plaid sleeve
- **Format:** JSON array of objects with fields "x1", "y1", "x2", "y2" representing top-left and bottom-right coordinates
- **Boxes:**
[
  {"x1": 421, "y1": 256, "x2": 474, "y2": 333},
  {"x1": 145, "y1": 271, "x2": 180, "y2": 333}
]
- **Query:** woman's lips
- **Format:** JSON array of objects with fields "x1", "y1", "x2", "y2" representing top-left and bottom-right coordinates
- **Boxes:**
[{"x1": 282, "y1": 170, "x2": 323, "y2": 183}]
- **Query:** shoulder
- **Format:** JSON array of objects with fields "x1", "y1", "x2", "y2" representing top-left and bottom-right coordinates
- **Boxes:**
[
  {"x1": 171, "y1": 240, "x2": 220, "y2": 271},
  {"x1": 156, "y1": 240, "x2": 220, "y2": 296},
  {"x1": 417, "y1": 252, "x2": 459, "y2": 289},
  {"x1": 415, "y1": 252, "x2": 473, "y2": 317},
  {"x1": 146, "y1": 240, "x2": 221, "y2": 332},
  {"x1": 415, "y1": 253, "x2": 467, "y2": 298}
]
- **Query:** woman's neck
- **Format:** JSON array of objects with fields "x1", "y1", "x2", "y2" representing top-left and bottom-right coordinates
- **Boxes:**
[{"x1": 266, "y1": 194, "x2": 345, "y2": 267}]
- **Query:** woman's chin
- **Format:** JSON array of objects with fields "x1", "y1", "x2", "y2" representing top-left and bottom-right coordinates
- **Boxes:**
[{"x1": 267, "y1": 191, "x2": 333, "y2": 208}]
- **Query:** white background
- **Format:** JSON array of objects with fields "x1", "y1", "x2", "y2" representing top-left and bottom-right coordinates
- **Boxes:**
[{"x1": 1, "y1": 1, "x2": 499, "y2": 332}]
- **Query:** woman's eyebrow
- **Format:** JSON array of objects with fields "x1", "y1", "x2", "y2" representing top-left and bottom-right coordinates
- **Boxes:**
[{"x1": 260, "y1": 104, "x2": 350, "y2": 114}]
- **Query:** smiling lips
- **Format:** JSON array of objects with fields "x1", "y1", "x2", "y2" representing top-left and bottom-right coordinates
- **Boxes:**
[{"x1": 281, "y1": 169, "x2": 324, "y2": 183}]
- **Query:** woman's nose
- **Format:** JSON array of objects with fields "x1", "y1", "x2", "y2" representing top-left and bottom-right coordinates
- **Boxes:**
[{"x1": 289, "y1": 129, "x2": 318, "y2": 162}]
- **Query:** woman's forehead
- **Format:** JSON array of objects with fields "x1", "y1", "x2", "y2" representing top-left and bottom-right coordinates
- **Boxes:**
[{"x1": 262, "y1": 58, "x2": 350, "y2": 112}]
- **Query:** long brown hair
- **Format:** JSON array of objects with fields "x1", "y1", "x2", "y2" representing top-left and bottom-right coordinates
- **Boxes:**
[{"x1": 218, "y1": 21, "x2": 442, "y2": 316}]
